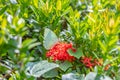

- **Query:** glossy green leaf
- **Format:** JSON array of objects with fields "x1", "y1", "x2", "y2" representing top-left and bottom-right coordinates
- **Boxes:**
[
  {"x1": 98, "y1": 40, "x2": 106, "y2": 53},
  {"x1": 22, "y1": 39, "x2": 37, "y2": 48},
  {"x1": 59, "y1": 61, "x2": 72, "y2": 71},
  {"x1": 42, "y1": 69, "x2": 58, "y2": 78},
  {"x1": 28, "y1": 42, "x2": 41, "y2": 49},
  {"x1": 0, "y1": 6, "x2": 8, "y2": 15}
]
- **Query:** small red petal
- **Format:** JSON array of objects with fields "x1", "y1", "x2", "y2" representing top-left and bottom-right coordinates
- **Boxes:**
[{"x1": 46, "y1": 42, "x2": 76, "y2": 62}]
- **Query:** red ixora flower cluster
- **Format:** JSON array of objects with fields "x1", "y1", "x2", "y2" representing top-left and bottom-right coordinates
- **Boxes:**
[
  {"x1": 81, "y1": 56, "x2": 103, "y2": 69},
  {"x1": 46, "y1": 42, "x2": 76, "y2": 62}
]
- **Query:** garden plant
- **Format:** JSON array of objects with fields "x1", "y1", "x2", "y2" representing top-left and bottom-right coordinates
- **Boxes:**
[{"x1": 0, "y1": 0, "x2": 120, "y2": 80}]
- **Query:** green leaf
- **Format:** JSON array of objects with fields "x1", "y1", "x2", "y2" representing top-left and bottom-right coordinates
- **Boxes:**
[
  {"x1": 62, "y1": 73, "x2": 85, "y2": 80},
  {"x1": 116, "y1": 70, "x2": 120, "y2": 80},
  {"x1": 56, "y1": 0, "x2": 61, "y2": 10},
  {"x1": 0, "y1": 6, "x2": 8, "y2": 15},
  {"x1": 96, "y1": 76, "x2": 112, "y2": 80},
  {"x1": 22, "y1": 39, "x2": 37, "y2": 48},
  {"x1": 33, "y1": 0, "x2": 38, "y2": 8},
  {"x1": 26, "y1": 60, "x2": 59, "y2": 77},
  {"x1": 28, "y1": 42, "x2": 41, "y2": 49},
  {"x1": 67, "y1": 48, "x2": 83, "y2": 59},
  {"x1": 59, "y1": 61, "x2": 72, "y2": 71},
  {"x1": 42, "y1": 69, "x2": 58, "y2": 78},
  {"x1": 43, "y1": 28, "x2": 58, "y2": 50},
  {"x1": 98, "y1": 40, "x2": 106, "y2": 53}
]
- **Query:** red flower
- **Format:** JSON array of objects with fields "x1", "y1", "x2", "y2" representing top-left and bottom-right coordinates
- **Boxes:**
[
  {"x1": 85, "y1": 62, "x2": 94, "y2": 68},
  {"x1": 46, "y1": 42, "x2": 76, "y2": 62},
  {"x1": 81, "y1": 57, "x2": 94, "y2": 68},
  {"x1": 104, "y1": 64, "x2": 111, "y2": 71},
  {"x1": 81, "y1": 56, "x2": 103, "y2": 69},
  {"x1": 81, "y1": 57, "x2": 92, "y2": 64}
]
